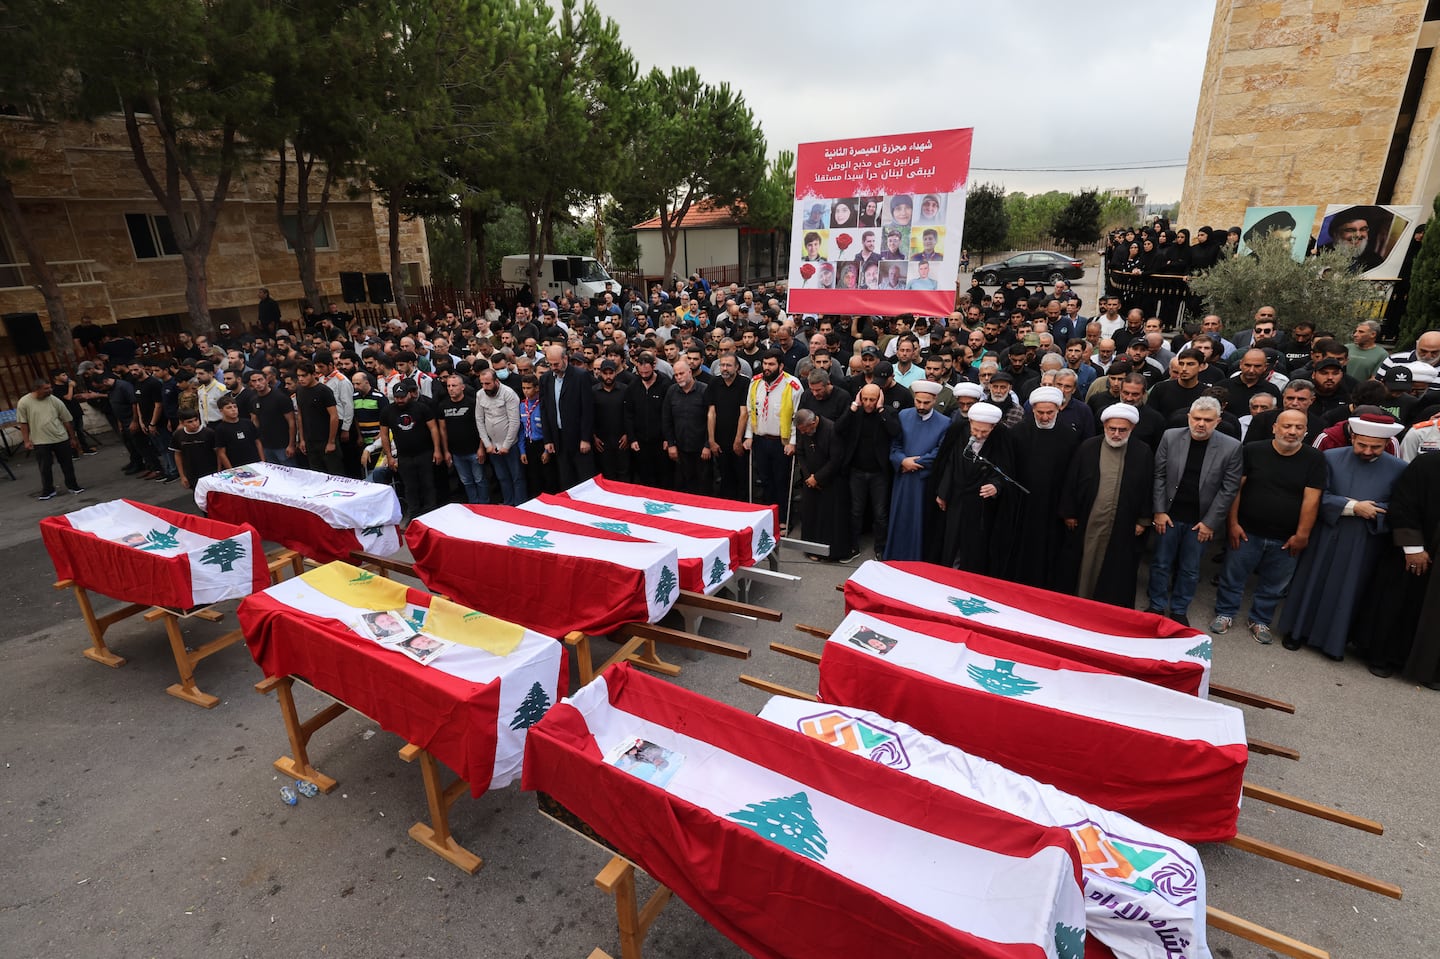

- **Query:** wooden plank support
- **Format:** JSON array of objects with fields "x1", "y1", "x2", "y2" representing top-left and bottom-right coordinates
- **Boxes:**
[
  {"x1": 54, "y1": 579, "x2": 147, "y2": 668},
  {"x1": 739, "y1": 674, "x2": 818, "y2": 702},
  {"x1": 770, "y1": 641, "x2": 822, "y2": 665},
  {"x1": 793, "y1": 622, "x2": 834, "y2": 640},
  {"x1": 140, "y1": 607, "x2": 243, "y2": 709},
  {"x1": 255, "y1": 675, "x2": 343, "y2": 792},
  {"x1": 1226, "y1": 832, "x2": 1401, "y2": 899},
  {"x1": 622, "y1": 622, "x2": 751, "y2": 661},
  {"x1": 1210, "y1": 682, "x2": 1296, "y2": 714},
  {"x1": 593, "y1": 856, "x2": 673, "y2": 959},
  {"x1": 1205, "y1": 907, "x2": 1330, "y2": 959},
  {"x1": 399, "y1": 743, "x2": 483, "y2": 875},
  {"x1": 1242, "y1": 782, "x2": 1384, "y2": 835},
  {"x1": 348, "y1": 550, "x2": 417, "y2": 579},
  {"x1": 1247, "y1": 738, "x2": 1300, "y2": 761},
  {"x1": 266, "y1": 548, "x2": 305, "y2": 583},
  {"x1": 675, "y1": 590, "x2": 783, "y2": 622}
]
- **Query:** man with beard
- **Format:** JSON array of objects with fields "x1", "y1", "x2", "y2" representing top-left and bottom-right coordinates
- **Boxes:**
[
  {"x1": 794, "y1": 408, "x2": 850, "y2": 562},
  {"x1": 1320, "y1": 206, "x2": 1386, "y2": 273},
  {"x1": 885, "y1": 380, "x2": 948, "y2": 560},
  {"x1": 840, "y1": 383, "x2": 901, "y2": 561},
  {"x1": 592, "y1": 359, "x2": 636, "y2": 482},
  {"x1": 1008, "y1": 386, "x2": 1083, "y2": 588},
  {"x1": 705, "y1": 353, "x2": 749, "y2": 499},
  {"x1": 1210, "y1": 410, "x2": 1325, "y2": 644},
  {"x1": 379, "y1": 382, "x2": 441, "y2": 525},
  {"x1": 1277, "y1": 413, "x2": 1408, "y2": 660},
  {"x1": 933, "y1": 401, "x2": 1021, "y2": 574},
  {"x1": 799, "y1": 368, "x2": 852, "y2": 425},
  {"x1": 539, "y1": 344, "x2": 596, "y2": 488},
  {"x1": 1244, "y1": 379, "x2": 1325, "y2": 446},
  {"x1": 628, "y1": 351, "x2": 672, "y2": 488},
  {"x1": 475, "y1": 367, "x2": 524, "y2": 505},
  {"x1": 1058, "y1": 404, "x2": 1155, "y2": 607},
  {"x1": 744, "y1": 350, "x2": 803, "y2": 528},
  {"x1": 438, "y1": 373, "x2": 486, "y2": 504},
  {"x1": 662, "y1": 361, "x2": 711, "y2": 495}
]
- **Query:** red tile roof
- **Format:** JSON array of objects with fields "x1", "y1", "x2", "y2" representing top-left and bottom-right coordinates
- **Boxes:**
[{"x1": 633, "y1": 198, "x2": 747, "y2": 231}]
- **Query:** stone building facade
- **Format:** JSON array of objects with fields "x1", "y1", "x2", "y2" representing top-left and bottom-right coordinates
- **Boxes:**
[
  {"x1": 0, "y1": 113, "x2": 429, "y2": 345},
  {"x1": 1181, "y1": 0, "x2": 1440, "y2": 228}
]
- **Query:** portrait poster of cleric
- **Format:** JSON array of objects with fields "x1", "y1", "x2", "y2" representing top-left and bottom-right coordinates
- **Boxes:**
[
  {"x1": 1236, "y1": 205, "x2": 1317, "y2": 262},
  {"x1": 787, "y1": 127, "x2": 972, "y2": 317},
  {"x1": 1316, "y1": 203, "x2": 1423, "y2": 279}
]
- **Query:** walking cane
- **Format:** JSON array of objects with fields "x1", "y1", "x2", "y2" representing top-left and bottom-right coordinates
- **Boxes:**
[
  {"x1": 747, "y1": 439, "x2": 754, "y2": 505},
  {"x1": 782, "y1": 447, "x2": 797, "y2": 536}
]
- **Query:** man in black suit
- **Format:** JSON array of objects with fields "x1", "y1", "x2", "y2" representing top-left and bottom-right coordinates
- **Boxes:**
[{"x1": 539, "y1": 343, "x2": 596, "y2": 488}]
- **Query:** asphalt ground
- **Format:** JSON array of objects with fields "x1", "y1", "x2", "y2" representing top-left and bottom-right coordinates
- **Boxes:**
[{"x1": 2, "y1": 302, "x2": 1437, "y2": 958}]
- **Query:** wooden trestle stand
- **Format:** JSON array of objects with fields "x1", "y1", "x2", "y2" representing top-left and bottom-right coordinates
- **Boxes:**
[{"x1": 733, "y1": 623, "x2": 1407, "y2": 959}]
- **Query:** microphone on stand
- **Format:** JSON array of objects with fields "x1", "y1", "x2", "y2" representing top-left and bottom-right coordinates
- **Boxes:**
[{"x1": 963, "y1": 442, "x2": 1031, "y2": 495}]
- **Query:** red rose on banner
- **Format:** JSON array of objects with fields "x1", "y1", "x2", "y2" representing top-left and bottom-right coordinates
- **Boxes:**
[
  {"x1": 835, "y1": 234, "x2": 853, "y2": 252},
  {"x1": 799, "y1": 263, "x2": 816, "y2": 281}
]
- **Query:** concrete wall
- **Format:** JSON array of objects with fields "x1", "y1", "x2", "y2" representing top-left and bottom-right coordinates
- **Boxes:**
[
  {"x1": 637, "y1": 228, "x2": 740, "y2": 280},
  {"x1": 1180, "y1": 0, "x2": 1431, "y2": 228}
]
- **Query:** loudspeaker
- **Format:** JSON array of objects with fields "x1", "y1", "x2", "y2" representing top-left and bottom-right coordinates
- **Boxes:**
[
  {"x1": 568, "y1": 257, "x2": 585, "y2": 283},
  {"x1": 2, "y1": 312, "x2": 49, "y2": 356},
  {"x1": 365, "y1": 272, "x2": 394, "y2": 304},
  {"x1": 551, "y1": 258, "x2": 570, "y2": 283},
  {"x1": 339, "y1": 271, "x2": 367, "y2": 304}
]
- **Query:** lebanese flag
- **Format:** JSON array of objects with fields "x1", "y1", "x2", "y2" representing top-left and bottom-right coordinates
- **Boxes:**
[
  {"x1": 818, "y1": 611, "x2": 1247, "y2": 843},
  {"x1": 238, "y1": 561, "x2": 565, "y2": 795},
  {"x1": 558, "y1": 476, "x2": 777, "y2": 565},
  {"x1": 846, "y1": 561, "x2": 1212, "y2": 696},
  {"x1": 518, "y1": 495, "x2": 732, "y2": 594},
  {"x1": 42, "y1": 499, "x2": 267, "y2": 609},
  {"x1": 195, "y1": 462, "x2": 402, "y2": 563},
  {"x1": 760, "y1": 696, "x2": 1211, "y2": 959},
  {"x1": 524, "y1": 663, "x2": 1086, "y2": 959},
  {"x1": 406, "y1": 504, "x2": 681, "y2": 636}
]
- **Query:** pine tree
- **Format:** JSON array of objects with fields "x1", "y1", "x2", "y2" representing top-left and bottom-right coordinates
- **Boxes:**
[
  {"x1": 1185, "y1": 640, "x2": 1213, "y2": 662},
  {"x1": 140, "y1": 526, "x2": 182, "y2": 551},
  {"x1": 643, "y1": 500, "x2": 676, "y2": 515},
  {"x1": 509, "y1": 681, "x2": 551, "y2": 730},
  {"x1": 755, "y1": 529, "x2": 775, "y2": 555},
  {"x1": 654, "y1": 565, "x2": 678, "y2": 606},
  {"x1": 593, "y1": 521, "x2": 632, "y2": 536},
  {"x1": 966, "y1": 659, "x2": 1042, "y2": 697},
  {"x1": 708, "y1": 556, "x2": 727, "y2": 585},
  {"x1": 507, "y1": 529, "x2": 555, "y2": 549},
  {"x1": 199, "y1": 538, "x2": 246, "y2": 572},
  {"x1": 948, "y1": 594, "x2": 996, "y2": 617},
  {"x1": 1054, "y1": 922, "x2": 1085, "y2": 959},
  {"x1": 727, "y1": 791, "x2": 828, "y2": 862}
]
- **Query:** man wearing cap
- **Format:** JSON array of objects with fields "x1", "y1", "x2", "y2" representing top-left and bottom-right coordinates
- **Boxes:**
[
  {"x1": 1008, "y1": 386, "x2": 1084, "y2": 588},
  {"x1": 592, "y1": 358, "x2": 636, "y2": 482},
  {"x1": 379, "y1": 382, "x2": 442, "y2": 524},
  {"x1": 1059, "y1": 404, "x2": 1156, "y2": 606},
  {"x1": 934, "y1": 401, "x2": 1020, "y2": 574},
  {"x1": 1277, "y1": 412, "x2": 1408, "y2": 659},
  {"x1": 1146, "y1": 396, "x2": 1244, "y2": 626},
  {"x1": 885, "y1": 379, "x2": 948, "y2": 561}
]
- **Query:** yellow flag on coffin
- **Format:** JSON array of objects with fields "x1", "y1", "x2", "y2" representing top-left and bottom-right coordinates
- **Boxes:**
[
  {"x1": 301, "y1": 561, "x2": 411, "y2": 611},
  {"x1": 423, "y1": 595, "x2": 526, "y2": 657}
]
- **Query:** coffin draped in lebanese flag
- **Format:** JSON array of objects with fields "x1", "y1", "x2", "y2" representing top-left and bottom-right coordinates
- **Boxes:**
[
  {"x1": 516, "y1": 494, "x2": 733, "y2": 594},
  {"x1": 406, "y1": 504, "x2": 682, "y2": 637},
  {"x1": 760, "y1": 696, "x2": 1212, "y2": 959},
  {"x1": 556, "y1": 476, "x2": 777, "y2": 568},
  {"x1": 846, "y1": 561, "x2": 1213, "y2": 696},
  {"x1": 237, "y1": 561, "x2": 565, "y2": 796},
  {"x1": 194, "y1": 462, "x2": 402, "y2": 562},
  {"x1": 41, "y1": 499, "x2": 268, "y2": 609},
  {"x1": 523, "y1": 663, "x2": 1087, "y2": 959},
  {"x1": 818, "y1": 610, "x2": 1247, "y2": 844}
]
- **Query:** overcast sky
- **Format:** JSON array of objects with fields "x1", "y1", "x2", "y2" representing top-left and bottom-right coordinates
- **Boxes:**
[{"x1": 592, "y1": 0, "x2": 1215, "y2": 203}]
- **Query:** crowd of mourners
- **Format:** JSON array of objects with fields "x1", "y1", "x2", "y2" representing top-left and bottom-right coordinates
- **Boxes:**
[{"x1": 19, "y1": 257, "x2": 1440, "y2": 690}]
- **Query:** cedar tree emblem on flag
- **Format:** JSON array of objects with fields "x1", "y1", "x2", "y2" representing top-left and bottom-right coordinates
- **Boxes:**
[
  {"x1": 139, "y1": 526, "x2": 181, "y2": 551},
  {"x1": 642, "y1": 500, "x2": 676, "y2": 515},
  {"x1": 593, "y1": 521, "x2": 632, "y2": 536},
  {"x1": 966, "y1": 659, "x2": 1041, "y2": 697},
  {"x1": 1054, "y1": 922, "x2": 1085, "y2": 959},
  {"x1": 708, "y1": 557, "x2": 727, "y2": 585},
  {"x1": 199, "y1": 538, "x2": 246, "y2": 572},
  {"x1": 727, "y1": 791, "x2": 828, "y2": 862},
  {"x1": 507, "y1": 530, "x2": 555, "y2": 549},
  {"x1": 756, "y1": 529, "x2": 775, "y2": 554},
  {"x1": 1186, "y1": 640, "x2": 1212, "y2": 661},
  {"x1": 509, "y1": 681, "x2": 552, "y2": 729},
  {"x1": 654, "y1": 565, "x2": 677, "y2": 606},
  {"x1": 947, "y1": 594, "x2": 996, "y2": 617},
  {"x1": 360, "y1": 525, "x2": 385, "y2": 538}
]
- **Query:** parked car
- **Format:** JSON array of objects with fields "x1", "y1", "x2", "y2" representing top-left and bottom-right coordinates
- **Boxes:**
[{"x1": 971, "y1": 251, "x2": 1084, "y2": 286}]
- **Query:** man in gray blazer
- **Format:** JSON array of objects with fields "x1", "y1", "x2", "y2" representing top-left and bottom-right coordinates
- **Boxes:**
[{"x1": 1146, "y1": 396, "x2": 1243, "y2": 625}]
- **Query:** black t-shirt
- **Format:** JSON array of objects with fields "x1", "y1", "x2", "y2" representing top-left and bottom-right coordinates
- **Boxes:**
[
  {"x1": 170, "y1": 425, "x2": 218, "y2": 482},
  {"x1": 212, "y1": 418, "x2": 262, "y2": 467},
  {"x1": 1168, "y1": 436, "x2": 1210, "y2": 524},
  {"x1": 136, "y1": 376, "x2": 162, "y2": 423},
  {"x1": 252, "y1": 388, "x2": 295, "y2": 449},
  {"x1": 1237, "y1": 442, "x2": 1327, "y2": 541},
  {"x1": 295, "y1": 383, "x2": 337, "y2": 444},
  {"x1": 1146, "y1": 380, "x2": 1207, "y2": 420},
  {"x1": 704, "y1": 374, "x2": 751, "y2": 444},
  {"x1": 437, "y1": 389, "x2": 481, "y2": 455},
  {"x1": 381, "y1": 399, "x2": 437, "y2": 456}
]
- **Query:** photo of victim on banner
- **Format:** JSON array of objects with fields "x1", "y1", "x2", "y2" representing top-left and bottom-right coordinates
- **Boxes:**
[{"x1": 788, "y1": 127, "x2": 972, "y2": 317}]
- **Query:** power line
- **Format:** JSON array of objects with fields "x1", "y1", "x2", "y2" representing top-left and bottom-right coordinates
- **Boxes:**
[{"x1": 971, "y1": 160, "x2": 1188, "y2": 173}]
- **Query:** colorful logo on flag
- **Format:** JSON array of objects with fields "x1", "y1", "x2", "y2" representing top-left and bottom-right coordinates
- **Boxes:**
[
  {"x1": 796, "y1": 709, "x2": 911, "y2": 770},
  {"x1": 948, "y1": 594, "x2": 996, "y2": 616},
  {"x1": 966, "y1": 659, "x2": 1041, "y2": 697},
  {"x1": 642, "y1": 500, "x2": 676, "y2": 515},
  {"x1": 1067, "y1": 821, "x2": 1199, "y2": 904},
  {"x1": 216, "y1": 466, "x2": 267, "y2": 487},
  {"x1": 507, "y1": 530, "x2": 555, "y2": 549},
  {"x1": 349, "y1": 570, "x2": 376, "y2": 585},
  {"x1": 592, "y1": 521, "x2": 632, "y2": 536},
  {"x1": 728, "y1": 791, "x2": 828, "y2": 862},
  {"x1": 315, "y1": 490, "x2": 357, "y2": 498}
]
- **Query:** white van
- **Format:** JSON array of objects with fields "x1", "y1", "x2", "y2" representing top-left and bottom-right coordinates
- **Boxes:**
[{"x1": 499, "y1": 254, "x2": 615, "y2": 301}]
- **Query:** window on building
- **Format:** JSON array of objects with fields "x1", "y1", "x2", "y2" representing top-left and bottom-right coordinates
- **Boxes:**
[
  {"x1": 125, "y1": 212, "x2": 182, "y2": 260},
  {"x1": 280, "y1": 213, "x2": 335, "y2": 252},
  {"x1": 403, "y1": 261, "x2": 423, "y2": 290},
  {"x1": 0, "y1": 230, "x2": 22, "y2": 288}
]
